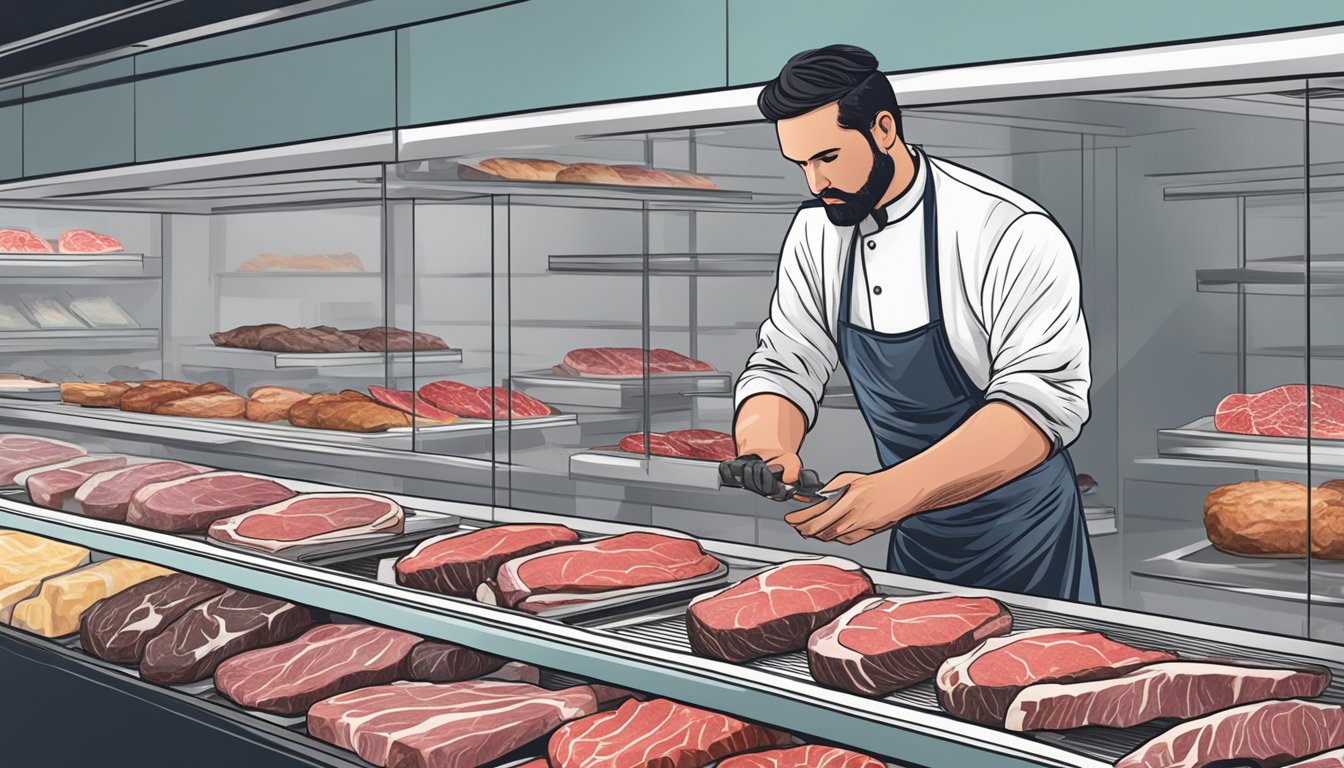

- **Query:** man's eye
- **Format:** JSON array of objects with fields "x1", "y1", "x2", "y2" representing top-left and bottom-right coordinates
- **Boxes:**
[{"x1": 821, "y1": 156, "x2": 838, "y2": 164}]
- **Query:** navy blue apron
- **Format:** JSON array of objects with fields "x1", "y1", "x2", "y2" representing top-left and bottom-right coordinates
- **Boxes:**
[{"x1": 834, "y1": 172, "x2": 1099, "y2": 603}]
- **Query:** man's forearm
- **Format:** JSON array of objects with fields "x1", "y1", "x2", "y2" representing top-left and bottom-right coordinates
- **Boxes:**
[
  {"x1": 734, "y1": 393, "x2": 807, "y2": 456},
  {"x1": 887, "y1": 401, "x2": 1052, "y2": 513}
]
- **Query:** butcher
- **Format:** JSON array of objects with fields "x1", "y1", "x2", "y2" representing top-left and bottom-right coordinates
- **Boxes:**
[{"x1": 727, "y1": 45, "x2": 1098, "y2": 603}]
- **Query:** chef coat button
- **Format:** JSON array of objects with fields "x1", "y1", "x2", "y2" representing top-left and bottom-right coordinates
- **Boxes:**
[
  {"x1": 873, "y1": 285, "x2": 883, "y2": 295},
  {"x1": 867, "y1": 240, "x2": 876, "y2": 249}
]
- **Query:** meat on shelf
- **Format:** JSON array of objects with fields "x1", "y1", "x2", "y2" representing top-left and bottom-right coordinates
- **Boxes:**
[
  {"x1": 1204, "y1": 480, "x2": 1344, "y2": 559},
  {"x1": 1214, "y1": 384, "x2": 1344, "y2": 439},
  {"x1": 554, "y1": 347, "x2": 715, "y2": 377},
  {"x1": 210, "y1": 323, "x2": 448, "y2": 353},
  {"x1": 0, "y1": 228, "x2": 123, "y2": 254},
  {"x1": 617, "y1": 429, "x2": 736, "y2": 461},
  {"x1": 462, "y1": 157, "x2": 717, "y2": 189},
  {"x1": 236, "y1": 252, "x2": 364, "y2": 272}
]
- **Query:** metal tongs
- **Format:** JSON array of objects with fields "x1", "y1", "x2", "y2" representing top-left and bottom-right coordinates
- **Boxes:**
[{"x1": 718, "y1": 455, "x2": 844, "y2": 503}]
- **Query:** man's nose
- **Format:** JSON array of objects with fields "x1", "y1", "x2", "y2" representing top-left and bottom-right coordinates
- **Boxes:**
[{"x1": 805, "y1": 165, "x2": 828, "y2": 195}]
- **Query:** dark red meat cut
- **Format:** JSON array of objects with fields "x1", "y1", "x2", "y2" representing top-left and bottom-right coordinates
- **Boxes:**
[
  {"x1": 1214, "y1": 384, "x2": 1344, "y2": 439},
  {"x1": 74, "y1": 461, "x2": 207, "y2": 521},
  {"x1": 79, "y1": 574, "x2": 226, "y2": 664},
  {"x1": 0, "y1": 434, "x2": 87, "y2": 484},
  {"x1": 125, "y1": 471, "x2": 296, "y2": 532},
  {"x1": 548, "y1": 697, "x2": 790, "y2": 768},
  {"x1": 347, "y1": 326, "x2": 449, "y2": 352},
  {"x1": 481, "y1": 386, "x2": 551, "y2": 418},
  {"x1": 686, "y1": 557, "x2": 874, "y2": 663},
  {"x1": 555, "y1": 347, "x2": 715, "y2": 377},
  {"x1": 57, "y1": 229, "x2": 123, "y2": 254},
  {"x1": 719, "y1": 745, "x2": 887, "y2": 768},
  {"x1": 139, "y1": 589, "x2": 312, "y2": 685},
  {"x1": 418, "y1": 380, "x2": 492, "y2": 419},
  {"x1": 256, "y1": 326, "x2": 363, "y2": 353},
  {"x1": 1116, "y1": 699, "x2": 1344, "y2": 768},
  {"x1": 17, "y1": 455, "x2": 128, "y2": 508},
  {"x1": 935, "y1": 628, "x2": 1177, "y2": 726},
  {"x1": 367, "y1": 386, "x2": 459, "y2": 422},
  {"x1": 394, "y1": 524, "x2": 580, "y2": 597},
  {"x1": 1286, "y1": 749, "x2": 1344, "y2": 768},
  {"x1": 0, "y1": 229, "x2": 53, "y2": 253},
  {"x1": 406, "y1": 640, "x2": 508, "y2": 682},
  {"x1": 618, "y1": 429, "x2": 735, "y2": 460},
  {"x1": 208, "y1": 492, "x2": 404, "y2": 553}
]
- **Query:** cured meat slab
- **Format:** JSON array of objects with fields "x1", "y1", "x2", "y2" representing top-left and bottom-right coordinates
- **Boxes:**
[
  {"x1": 17, "y1": 455, "x2": 129, "y2": 508},
  {"x1": 368, "y1": 386, "x2": 459, "y2": 422},
  {"x1": 79, "y1": 573, "x2": 226, "y2": 664},
  {"x1": 808, "y1": 594, "x2": 1012, "y2": 696},
  {"x1": 0, "y1": 229, "x2": 53, "y2": 253},
  {"x1": 75, "y1": 461, "x2": 207, "y2": 521},
  {"x1": 489, "y1": 531, "x2": 721, "y2": 612},
  {"x1": 406, "y1": 640, "x2": 507, "y2": 682},
  {"x1": 1116, "y1": 699, "x2": 1344, "y2": 768},
  {"x1": 216, "y1": 623, "x2": 422, "y2": 715},
  {"x1": 0, "y1": 434, "x2": 86, "y2": 484},
  {"x1": 1215, "y1": 384, "x2": 1344, "y2": 439},
  {"x1": 0, "y1": 532, "x2": 90, "y2": 589},
  {"x1": 935, "y1": 628, "x2": 1176, "y2": 726},
  {"x1": 718, "y1": 745, "x2": 887, "y2": 768},
  {"x1": 140, "y1": 590, "x2": 311, "y2": 685},
  {"x1": 548, "y1": 697, "x2": 790, "y2": 768},
  {"x1": 10, "y1": 559, "x2": 173, "y2": 637},
  {"x1": 687, "y1": 557, "x2": 874, "y2": 663},
  {"x1": 349, "y1": 326, "x2": 449, "y2": 352},
  {"x1": 555, "y1": 347, "x2": 714, "y2": 377},
  {"x1": 125, "y1": 471, "x2": 296, "y2": 532},
  {"x1": 289, "y1": 392, "x2": 413, "y2": 432},
  {"x1": 208, "y1": 492, "x2": 404, "y2": 553},
  {"x1": 58, "y1": 229, "x2": 123, "y2": 254},
  {"x1": 395, "y1": 524, "x2": 579, "y2": 597},
  {"x1": 60, "y1": 381, "x2": 131, "y2": 407},
  {"x1": 1204, "y1": 480, "x2": 1344, "y2": 559},
  {"x1": 1003, "y1": 659, "x2": 1330, "y2": 731},
  {"x1": 417, "y1": 380, "x2": 551, "y2": 419},
  {"x1": 618, "y1": 429, "x2": 736, "y2": 461},
  {"x1": 245, "y1": 385, "x2": 308, "y2": 422},
  {"x1": 308, "y1": 680, "x2": 598, "y2": 768}
]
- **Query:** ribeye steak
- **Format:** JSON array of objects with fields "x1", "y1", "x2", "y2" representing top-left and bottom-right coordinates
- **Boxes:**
[
  {"x1": 618, "y1": 429, "x2": 736, "y2": 461},
  {"x1": 0, "y1": 229, "x2": 53, "y2": 253},
  {"x1": 555, "y1": 347, "x2": 714, "y2": 377},
  {"x1": 0, "y1": 434, "x2": 86, "y2": 484},
  {"x1": 79, "y1": 573, "x2": 226, "y2": 664},
  {"x1": 17, "y1": 455, "x2": 128, "y2": 508},
  {"x1": 718, "y1": 745, "x2": 887, "y2": 768},
  {"x1": 394, "y1": 524, "x2": 579, "y2": 597},
  {"x1": 125, "y1": 471, "x2": 296, "y2": 532},
  {"x1": 1116, "y1": 699, "x2": 1344, "y2": 768},
  {"x1": 406, "y1": 640, "x2": 507, "y2": 682},
  {"x1": 1215, "y1": 384, "x2": 1344, "y2": 439},
  {"x1": 139, "y1": 589, "x2": 311, "y2": 685},
  {"x1": 208, "y1": 492, "x2": 404, "y2": 553},
  {"x1": 57, "y1": 229, "x2": 123, "y2": 254},
  {"x1": 74, "y1": 461, "x2": 207, "y2": 521},
  {"x1": 367, "y1": 386, "x2": 459, "y2": 422}
]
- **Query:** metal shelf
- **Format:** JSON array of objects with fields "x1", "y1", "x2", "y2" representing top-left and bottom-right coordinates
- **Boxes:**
[
  {"x1": 1133, "y1": 539, "x2": 1344, "y2": 605},
  {"x1": 0, "y1": 328, "x2": 159, "y2": 353},
  {"x1": 393, "y1": 160, "x2": 759, "y2": 205},
  {"x1": 548, "y1": 253, "x2": 777, "y2": 276},
  {"x1": 0, "y1": 253, "x2": 159, "y2": 279},
  {"x1": 1196, "y1": 264, "x2": 1344, "y2": 296},
  {"x1": 1155, "y1": 415, "x2": 1344, "y2": 471},
  {"x1": 569, "y1": 450, "x2": 723, "y2": 490},
  {"x1": 1165, "y1": 172, "x2": 1344, "y2": 201},
  {"x1": 180, "y1": 345, "x2": 463, "y2": 376},
  {"x1": 1084, "y1": 506, "x2": 1117, "y2": 537},
  {"x1": 510, "y1": 369, "x2": 732, "y2": 410}
]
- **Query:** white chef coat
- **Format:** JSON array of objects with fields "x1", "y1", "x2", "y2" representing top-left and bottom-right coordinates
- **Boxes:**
[{"x1": 735, "y1": 145, "x2": 1091, "y2": 448}]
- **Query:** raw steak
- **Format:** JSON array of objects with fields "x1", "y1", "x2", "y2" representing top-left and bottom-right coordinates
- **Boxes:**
[
  {"x1": 139, "y1": 589, "x2": 311, "y2": 685},
  {"x1": 1286, "y1": 749, "x2": 1344, "y2": 768},
  {"x1": 489, "y1": 532, "x2": 721, "y2": 612},
  {"x1": 0, "y1": 434, "x2": 86, "y2": 484},
  {"x1": 935, "y1": 628, "x2": 1177, "y2": 726},
  {"x1": 57, "y1": 229, "x2": 123, "y2": 254},
  {"x1": 548, "y1": 697, "x2": 790, "y2": 768},
  {"x1": 687, "y1": 557, "x2": 874, "y2": 663},
  {"x1": 74, "y1": 461, "x2": 207, "y2": 521},
  {"x1": 395, "y1": 524, "x2": 579, "y2": 597},
  {"x1": 125, "y1": 471, "x2": 296, "y2": 532},
  {"x1": 1116, "y1": 699, "x2": 1344, "y2": 768},
  {"x1": 216, "y1": 623, "x2": 422, "y2": 715},
  {"x1": 79, "y1": 573, "x2": 226, "y2": 664},
  {"x1": 0, "y1": 229, "x2": 53, "y2": 253},
  {"x1": 718, "y1": 745, "x2": 887, "y2": 768},
  {"x1": 308, "y1": 680, "x2": 598, "y2": 768},
  {"x1": 482, "y1": 386, "x2": 552, "y2": 418},
  {"x1": 1214, "y1": 384, "x2": 1344, "y2": 439},
  {"x1": 556, "y1": 347, "x2": 714, "y2": 377},
  {"x1": 211, "y1": 323, "x2": 289, "y2": 348},
  {"x1": 17, "y1": 455, "x2": 128, "y2": 508},
  {"x1": 808, "y1": 594, "x2": 1012, "y2": 696},
  {"x1": 1004, "y1": 659, "x2": 1330, "y2": 731},
  {"x1": 11, "y1": 558, "x2": 173, "y2": 637},
  {"x1": 368, "y1": 386, "x2": 459, "y2": 422},
  {"x1": 257, "y1": 326, "x2": 363, "y2": 353},
  {"x1": 208, "y1": 492, "x2": 404, "y2": 553},
  {"x1": 406, "y1": 640, "x2": 508, "y2": 682},
  {"x1": 348, "y1": 326, "x2": 449, "y2": 352},
  {"x1": 417, "y1": 381, "x2": 551, "y2": 419},
  {"x1": 619, "y1": 429, "x2": 736, "y2": 461}
]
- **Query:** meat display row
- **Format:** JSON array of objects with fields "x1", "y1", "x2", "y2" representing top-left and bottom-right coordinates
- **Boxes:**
[
  {"x1": 461, "y1": 157, "x2": 718, "y2": 190},
  {"x1": 1204, "y1": 479, "x2": 1344, "y2": 559},
  {"x1": 236, "y1": 252, "x2": 365, "y2": 272},
  {"x1": 0, "y1": 227, "x2": 123, "y2": 254},
  {"x1": 211, "y1": 323, "x2": 449, "y2": 353}
]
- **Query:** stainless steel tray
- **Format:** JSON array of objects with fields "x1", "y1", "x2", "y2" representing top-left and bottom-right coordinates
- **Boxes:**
[
  {"x1": 0, "y1": 328, "x2": 159, "y2": 352},
  {"x1": 1155, "y1": 415, "x2": 1342, "y2": 469},
  {"x1": 509, "y1": 369, "x2": 731, "y2": 410},
  {"x1": 1133, "y1": 538, "x2": 1344, "y2": 605},
  {"x1": 1084, "y1": 506, "x2": 1116, "y2": 537},
  {"x1": 180, "y1": 345, "x2": 463, "y2": 376},
  {"x1": 0, "y1": 385, "x2": 61, "y2": 401},
  {"x1": 569, "y1": 449, "x2": 723, "y2": 490},
  {"x1": 0, "y1": 252, "x2": 158, "y2": 279}
]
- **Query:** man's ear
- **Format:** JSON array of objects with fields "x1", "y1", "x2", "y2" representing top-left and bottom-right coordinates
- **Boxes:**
[{"x1": 870, "y1": 111, "x2": 899, "y2": 152}]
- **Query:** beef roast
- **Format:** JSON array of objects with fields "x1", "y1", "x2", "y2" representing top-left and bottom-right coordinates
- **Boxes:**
[
  {"x1": 0, "y1": 229, "x2": 53, "y2": 253},
  {"x1": 58, "y1": 229, "x2": 123, "y2": 254},
  {"x1": 1215, "y1": 384, "x2": 1344, "y2": 439},
  {"x1": 256, "y1": 326, "x2": 363, "y2": 353},
  {"x1": 618, "y1": 429, "x2": 736, "y2": 461},
  {"x1": 808, "y1": 594, "x2": 1012, "y2": 696},
  {"x1": 395, "y1": 524, "x2": 579, "y2": 597},
  {"x1": 79, "y1": 573, "x2": 226, "y2": 664},
  {"x1": 548, "y1": 697, "x2": 789, "y2": 768},
  {"x1": 935, "y1": 628, "x2": 1176, "y2": 726},
  {"x1": 1117, "y1": 700, "x2": 1344, "y2": 768},
  {"x1": 1004, "y1": 659, "x2": 1330, "y2": 731},
  {"x1": 718, "y1": 745, "x2": 886, "y2": 768},
  {"x1": 489, "y1": 532, "x2": 721, "y2": 612},
  {"x1": 211, "y1": 323, "x2": 289, "y2": 348},
  {"x1": 74, "y1": 461, "x2": 208, "y2": 520},
  {"x1": 687, "y1": 557, "x2": 874, "y2": 663},
  {"x1": 125, "y1": 471, "x2": 296, "y2": 532},
  {"x1": 406, "y1": 640, "x2": 508, "y2": 682},
  {"x1": 215, "y1": 623, "x2": 422, "y2": 715},
  {"x1": 16, "y1": 455, "x2": 128, "y2": 508},
  {"x1": 140, "y1": 589, "x2": 311, "y2": 685},
  {"x1": 308, "y1": 680, "x2": 598, "y2": 768},
  {"x1": 555, "y1": 347, "x2": 714, "y2": 377},
  {"x1": 0, "y1": 434, "x2": 86, "y2": 484},
  {"x1": 208, "y1": 492, "x2": 404, "y2": 553}
]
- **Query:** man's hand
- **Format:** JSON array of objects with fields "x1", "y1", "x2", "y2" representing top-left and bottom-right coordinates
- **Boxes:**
[
  {"x1": 733, "y1": 394, "x2": 808, "y2": 485},
  {"x1": 785, "y1": 471, "x2": 919, "y2": 544}
]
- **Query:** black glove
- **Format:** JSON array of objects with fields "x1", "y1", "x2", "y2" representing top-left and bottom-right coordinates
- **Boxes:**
[{"x1": 719, "y1": 454, "x2": 784, "y2": 499}]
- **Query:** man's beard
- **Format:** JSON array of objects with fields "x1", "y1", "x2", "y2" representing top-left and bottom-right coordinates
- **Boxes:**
[{"x1": 817, "y1": 138, "x2": 895, "y2": 227}]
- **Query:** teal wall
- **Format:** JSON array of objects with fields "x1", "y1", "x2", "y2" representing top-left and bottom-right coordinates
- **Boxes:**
[
  {"x1": 0, "y1": 105, "x2": 21, "y2": 180},
  {"x1": 24, "y1": 85, "x2": 134, "y2": 176}
]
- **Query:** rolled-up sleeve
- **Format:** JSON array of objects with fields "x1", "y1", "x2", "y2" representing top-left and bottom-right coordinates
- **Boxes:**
[
  {"x1": 734, "y1": 212, "x2": 838, "y2": 429},
  {"x1": 980, "y1": 212, "x2": 1091, "y2": 447}
]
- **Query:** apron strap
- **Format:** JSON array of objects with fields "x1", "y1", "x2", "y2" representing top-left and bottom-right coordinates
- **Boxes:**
[{"x1": 920, "y1": 173, "x2": 942, "y2": 323}]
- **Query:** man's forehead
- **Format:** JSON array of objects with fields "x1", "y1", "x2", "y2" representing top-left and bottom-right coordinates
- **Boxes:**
[{"x1": 776, "y1": 103, "x2": 851, "y2": 159}]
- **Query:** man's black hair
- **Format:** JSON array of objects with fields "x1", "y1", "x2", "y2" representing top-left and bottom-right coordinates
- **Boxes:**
[{"x1": 757, "y1": 44, "x2": 902, "y2": 135}]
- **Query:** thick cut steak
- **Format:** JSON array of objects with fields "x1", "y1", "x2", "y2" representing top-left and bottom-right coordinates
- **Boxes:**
[
  {"x1": 0, "y1": 434, "x2": 86, "y2": 484},
  {"x1": 79, "y1": 574, "x2": 226, "y2": 664},
  {"x1": 395, "y1": 524, "x2": 579, "y2": 597},
  {"x1": 11, "y1": 559, "x2": 173, "y2": 637},
  {"x1": 125, "y1": 471, "x2": 296, "y2": 532},
  {"x1": 555, "y1": 347, "x2": 714, "y2": 377},
  {"x1": 687, "y1": 557, "x2": 874, "y2": 663},
  {"x1": 368, "y1": 386, "x2": 459, "y2": 422},
  {"x1": 417, "y1": 381, "x2": 551, "y2": 419},
  {"x1": 1285, "y1": 749, "x2": 1344, "y2": 768},
  {"x1": 808, "y1": 594, "x2": 1012, "y2": 696},
  {"x1": 406, "y1": 640, "x2": 507, "y2": 682},
  {"x1": 348, "y1": 326, "x2": 449, "y2": 352},
  {"x1": 211, "y1": 323, "x2": 288, "y2": 348},
  {"x1": 216, "y1": 624, "x2": 422, "y2": 715},
  {"x1": 208, "y1": 493, "x2": 404, "y2": 553},
  {"x1": 0, "y1": 229, "x2": 53, "y2": 253},
  {"x1": 256, "y1": 326, "x2": 364, "y2": 353},
  {"x1": 17, "y1": 455, "x2": 128, "y2": 508},
  {"x1": 1004, "y1": 659, "x2": 1330, "y2": 731},
  {"x1": 58, "y1": 229, "x2": 123, "y2": 254},
  {"x1": 308, "y1": 680, "x2": 598, "y2": 768},
  {"x1": 1117, "y1": 700, "x2": 1344, "y2": 768},
  {"x1": 1215, "y1": 384, "x2": 1344, "y2": 439},
  {"x1": 936, "y1": 628, "x2": 1177, "y2": 726},
  {"x1": 75, "y1": 461, "x2": 207, "y2": 521},
  {"x1": 140, "y1": 590, "x2": 311, "y2": 685},
  {"x1": 718, "y1": 745, "x2": 886, "y2": 768},
  {"x1": 618, "y1": 429, "x2": 736, "y2": 461},
  {"x1": 490, "y1": 532, "x2": 721, "y2": 612},
  {"x1": 548, "y1": 697, "x2": 790, "y2": 768}
]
